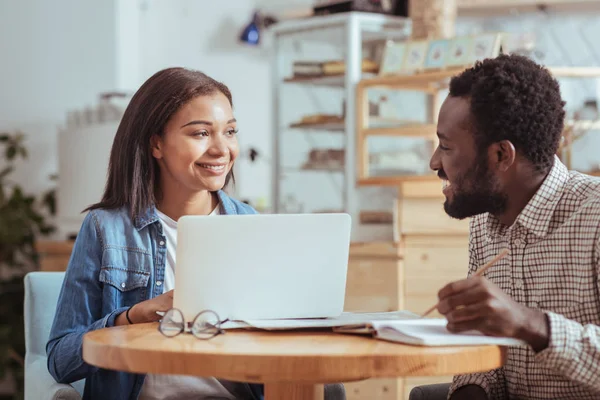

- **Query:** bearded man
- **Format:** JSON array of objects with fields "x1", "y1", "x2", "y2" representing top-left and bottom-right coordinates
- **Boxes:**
[{"x1": 429, "y1": 54, "x2": 600, "y2": 400}]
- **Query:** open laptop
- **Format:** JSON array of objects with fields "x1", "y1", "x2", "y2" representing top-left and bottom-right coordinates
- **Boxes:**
[{"x1": 173, "y1": 213, "x2": 351, "y2": 322}]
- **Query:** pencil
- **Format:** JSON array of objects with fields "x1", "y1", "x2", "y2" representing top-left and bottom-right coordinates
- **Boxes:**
[{"x1": 420, "y1": 248, "x2": 510, "y2": 318}]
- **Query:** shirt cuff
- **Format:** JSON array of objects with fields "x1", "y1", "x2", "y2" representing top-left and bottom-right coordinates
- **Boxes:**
[
  {"x1": 447, "y1": 374, "x2": 491, "y2": 399},
  {"x1": 99, "y1": 306, "x2": 130, "y2": 329},
  {"x1": 534, "y1": 311, "x2": 582, "y2": 369}
]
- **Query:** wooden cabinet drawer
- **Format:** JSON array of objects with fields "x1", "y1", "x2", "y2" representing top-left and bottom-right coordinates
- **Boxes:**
[
  {"x1": 345, "y1": 378, "x2": 402, "y2": 400},
  {"x1": 345, "y1": 258, "x2": 403, "y2": 312},
  {"x1": 403, "y1": 235, "x2": 468, "y2": 317},
  {"x1": 397, "y1": 181, "x2": 469, "y2": 236}
]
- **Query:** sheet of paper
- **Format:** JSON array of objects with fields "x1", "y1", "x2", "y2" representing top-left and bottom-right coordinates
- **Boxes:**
[
  {"x1": 372, "y1": 318, "x2": 526, "y2": 346},
  {"x1": 227, "y1": 310, "x2": 420, "y2": 330}
]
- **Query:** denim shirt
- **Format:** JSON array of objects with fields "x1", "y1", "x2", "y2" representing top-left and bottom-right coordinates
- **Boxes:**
[{"x1": 46, "y1": 190, "x2": 263, "y2": 400}]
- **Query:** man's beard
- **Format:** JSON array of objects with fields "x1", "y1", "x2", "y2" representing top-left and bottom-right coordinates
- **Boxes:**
[{"x1": 443, "y1": 159, "x2": 508, "y2": 220}]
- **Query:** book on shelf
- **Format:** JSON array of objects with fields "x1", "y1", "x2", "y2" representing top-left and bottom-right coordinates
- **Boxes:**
[
  {"x1": 292, "y1": 59, "x2": 378, "y2": 77},
  {"x1": 222, "y1": 311, "x2": 526, "y2": 347}
]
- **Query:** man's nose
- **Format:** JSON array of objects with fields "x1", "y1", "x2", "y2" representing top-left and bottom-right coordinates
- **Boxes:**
[{"x1": 429, "y1": 146, "x2": 441, "y2": 171}]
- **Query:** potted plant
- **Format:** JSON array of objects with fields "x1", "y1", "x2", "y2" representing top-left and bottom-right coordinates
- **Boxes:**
[{"x1": 0, "y1": 131, "x2": 55, "y2": 400}]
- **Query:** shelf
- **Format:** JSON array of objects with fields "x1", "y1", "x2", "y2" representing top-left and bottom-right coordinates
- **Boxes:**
[
  {"x1": 565, "y1": 119, "x2": 600, "y2": 130},
  {"x1": 284, "y1": 73, "x2": 376, "y2": 87},
  {"x1": 458, "y1": 0, "x2": 600, "y2": 15},
  {"x1": 289, "y1": 121, "x2": 345, "y2": 132},
  {"x1": 359, "y1": 66, "x2": 600, "y2": 90},
  {"x1": 269, "y1": 12, "x2": 411, "y2": 46},
  {"x1": 288, "y1": 117, "x2": 419, "y2": 133},
  {"x1": 359, "y1": 211, "x2": 394, "y2": 224},
  {"x1": 362, "y1": 123, "x2": 437, "y2": 139},
  {"x1": 357, "y1": 173, "x2": 439, "y2": 187},
  {"x1": 282, "y1": 166, "x2": 344, "y2": 173}
]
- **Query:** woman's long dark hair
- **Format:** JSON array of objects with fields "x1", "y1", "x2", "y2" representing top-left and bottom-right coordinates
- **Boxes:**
[{"x1": 85, "y1": 67, "x2": 234, "y2": 219}]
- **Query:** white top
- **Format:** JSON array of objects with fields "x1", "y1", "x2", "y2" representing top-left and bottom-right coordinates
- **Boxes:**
[{"x1": 138, "y1": 203, "x2": 235, "y2": 400}]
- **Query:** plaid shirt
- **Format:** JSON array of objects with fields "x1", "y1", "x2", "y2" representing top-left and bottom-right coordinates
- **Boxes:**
[{"x1": 448, "y1": 157, "x2": 600, "y2": 400}]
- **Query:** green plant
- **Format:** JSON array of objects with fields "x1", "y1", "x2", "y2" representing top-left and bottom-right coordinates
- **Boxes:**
[{"x1": 0, "y1": 132, "x2": 56, "y2": 400}]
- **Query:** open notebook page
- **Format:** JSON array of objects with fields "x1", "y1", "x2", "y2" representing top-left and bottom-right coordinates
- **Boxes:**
[{"x1": 369, "y1": 318, "x2": 526, "y2": 347}]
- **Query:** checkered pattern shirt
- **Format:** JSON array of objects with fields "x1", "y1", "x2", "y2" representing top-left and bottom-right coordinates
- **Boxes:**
[{"x1": 448, "y1": 157, "x2": 600, "y2": 400}]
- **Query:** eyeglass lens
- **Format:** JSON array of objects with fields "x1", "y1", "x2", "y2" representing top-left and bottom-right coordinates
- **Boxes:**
[
  {"x1": 191, "y1": 310, "x2": 222, "y2": 339},
  {"x1": 159, "y1": 308, "x2": 185, "y2": 337}
]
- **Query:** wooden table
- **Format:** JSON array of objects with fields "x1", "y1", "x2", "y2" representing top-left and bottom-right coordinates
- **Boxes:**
[{"x1": 83, "y1": 323, "x2": 506, "y2": 400}]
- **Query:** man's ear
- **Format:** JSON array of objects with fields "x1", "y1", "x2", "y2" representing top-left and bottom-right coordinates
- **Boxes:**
[
  {"x1": 150, "y1": 135, "x2": 163, "y2": 159},
  {"x1": 488, "y1": 140, "x2": 516, "y2": 172}
]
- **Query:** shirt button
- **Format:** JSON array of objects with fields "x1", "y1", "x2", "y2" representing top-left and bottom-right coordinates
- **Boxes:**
[
  {"x1": 531, "y1": 301, "x2": 539, "y2": 308},
  {"x1": 514, "y1": 238, "x2": 523, "y2": 246},
  {"x1": 156, "y1": 281, "x2": 162, "y2": 286},
  {"x1": 159, "y1": 240, "x2": 165, "y2": 246},
  {"x1": 515, "y1": 279, "x2": 524, "y2": 289},
  {"x1": 121, "y1": 282, "x2": 126, "y2": 288}
]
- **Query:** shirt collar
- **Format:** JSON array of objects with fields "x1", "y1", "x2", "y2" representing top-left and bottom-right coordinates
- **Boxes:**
[
  {"x1": 486, "y1": 156, "x2": 569, "y2": 239},
  {"x1": 132, "y1": 189, "x2": 234, "y2": 230}
]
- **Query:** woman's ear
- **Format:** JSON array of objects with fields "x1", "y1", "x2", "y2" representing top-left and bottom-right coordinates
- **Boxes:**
[
  {"x1": 150, "y1": 135, "x2": 163, "y2": 159},
  {"x1": 488, "y1": 140, "x2": 516, "y2": 172}
]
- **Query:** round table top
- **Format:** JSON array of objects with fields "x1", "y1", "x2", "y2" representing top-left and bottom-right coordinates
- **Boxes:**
[{"x1": 83, "y1": 323, "x2": 506, "y2": 384}]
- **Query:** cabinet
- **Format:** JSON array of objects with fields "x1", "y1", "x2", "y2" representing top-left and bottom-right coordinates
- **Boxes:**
[
  {"x1": 343, "y1": 184, "x2": 470, "y2": 400},
  {"x1": 344, "y1": 241, "x2": 404, "y2": 400},
  {"x1": 397, "y1": 180, "x2": 469, "y2": 399},
  {"x1": 36, "y1": 240, "x2": 74, "y2": 271},
  {"x1": 269, "y1": 12, "x2": 410, "y2": 241}
]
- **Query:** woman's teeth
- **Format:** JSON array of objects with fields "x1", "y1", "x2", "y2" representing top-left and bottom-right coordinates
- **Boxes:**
[{"x1": 198, "y1": 164, "x2": 225, "y2": 171}]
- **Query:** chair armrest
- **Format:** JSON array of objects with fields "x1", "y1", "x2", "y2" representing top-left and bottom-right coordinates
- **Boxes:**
[
  {"x1": 325, "y1": 383, "x2": 345, "y2": 400},
  {"x1": 409, "y1": 382, "x2": 452, "y2": 400},
  {"x1": 25, "y1": 355, "x2": 82, "y2": 400}
]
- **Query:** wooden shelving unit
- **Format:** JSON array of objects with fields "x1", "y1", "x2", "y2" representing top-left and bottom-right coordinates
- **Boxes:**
[
  {"x1": 458, "y1": 0, "x2": 600, "y2": 14},
  {"x1": 355, "y1": 65, "x2": 600, "y2": 186}
]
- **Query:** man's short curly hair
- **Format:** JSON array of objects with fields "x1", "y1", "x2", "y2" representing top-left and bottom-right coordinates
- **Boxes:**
[{"x1": 449, "y1": 54, "x2": 566, "y2": 172}]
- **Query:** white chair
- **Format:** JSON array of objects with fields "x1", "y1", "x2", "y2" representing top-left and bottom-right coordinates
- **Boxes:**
[{"x1": 24, "y1": 271, "x2": 84, "y2": 400}]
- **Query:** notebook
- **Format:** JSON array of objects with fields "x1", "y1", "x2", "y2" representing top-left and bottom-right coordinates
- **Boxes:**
[
  {"x1": 335, "y1": 318, "x2": 526, "y2": 347},
  {"x1": 222, "y1": 311, "x2": 526, "y2": 347}
]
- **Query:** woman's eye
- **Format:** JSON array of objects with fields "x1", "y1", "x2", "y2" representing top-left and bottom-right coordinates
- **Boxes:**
[
  {"x1": 193, "y1": 130, "x2": 209, "y2": 137},
  {"x1": 227, "y1": 129, "x2": 239, "y2": 136}
]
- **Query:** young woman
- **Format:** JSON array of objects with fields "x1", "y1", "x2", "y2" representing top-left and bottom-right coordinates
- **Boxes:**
[{"x1": 46, "y1": 68, "x2": 262, "y2": 399}]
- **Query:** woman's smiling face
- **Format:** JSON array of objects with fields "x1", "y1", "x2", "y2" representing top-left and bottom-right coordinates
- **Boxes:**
[{"x1": 151, "y1": 92, "x2": 239, "y2": 194}]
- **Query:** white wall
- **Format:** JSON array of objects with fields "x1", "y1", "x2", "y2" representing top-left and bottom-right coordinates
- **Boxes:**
[{"x1": 0, "y1": 0, "x2": 118, "y2": 197}]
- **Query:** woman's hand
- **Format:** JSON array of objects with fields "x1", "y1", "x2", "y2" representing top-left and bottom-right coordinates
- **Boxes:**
[{"x1": 116, "y1": 290, "x2": 174, "y2": 325}]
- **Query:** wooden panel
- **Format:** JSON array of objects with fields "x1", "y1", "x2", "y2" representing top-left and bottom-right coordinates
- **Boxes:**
[
  {"x1": 403, "y1": 236, "x2": 469, "y2": 316},
  {"x1": 36, "y1": 240, "x2": 74, "y2": 272},
  {"x1": 403, "y1": 376, "x2": 453, "y2": 400},
  {"x1": 39, "y1": 256, "x2": 72, "y2": 272},
  {"x1": 345, "y1": 378, "x2": 402, "y2": 400},
  {"x1": 350, "y1": 241, "x2": 402, "y2": 259},
  {"x1": 265, "y1": 383, "x2": 324, "y2": 400},
  {"x1": 398, "y1": 197, "x2": 469, "y2": 236},
  {"x1": 345, "y1": 241, "x2": 404, "y2": 399},
  {"x1": 345, "y1": 257, "x2": 402, "y2": 313}
]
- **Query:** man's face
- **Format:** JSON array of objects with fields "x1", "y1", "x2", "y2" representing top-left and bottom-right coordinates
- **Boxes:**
[{"x1": 429, "y1": 96, "x2": 508, "y2": 219}]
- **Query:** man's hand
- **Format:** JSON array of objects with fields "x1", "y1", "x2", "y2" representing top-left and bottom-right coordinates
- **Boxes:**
[{"x1": 437, "y1": 276, "x2": 550, "y2": 352}]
